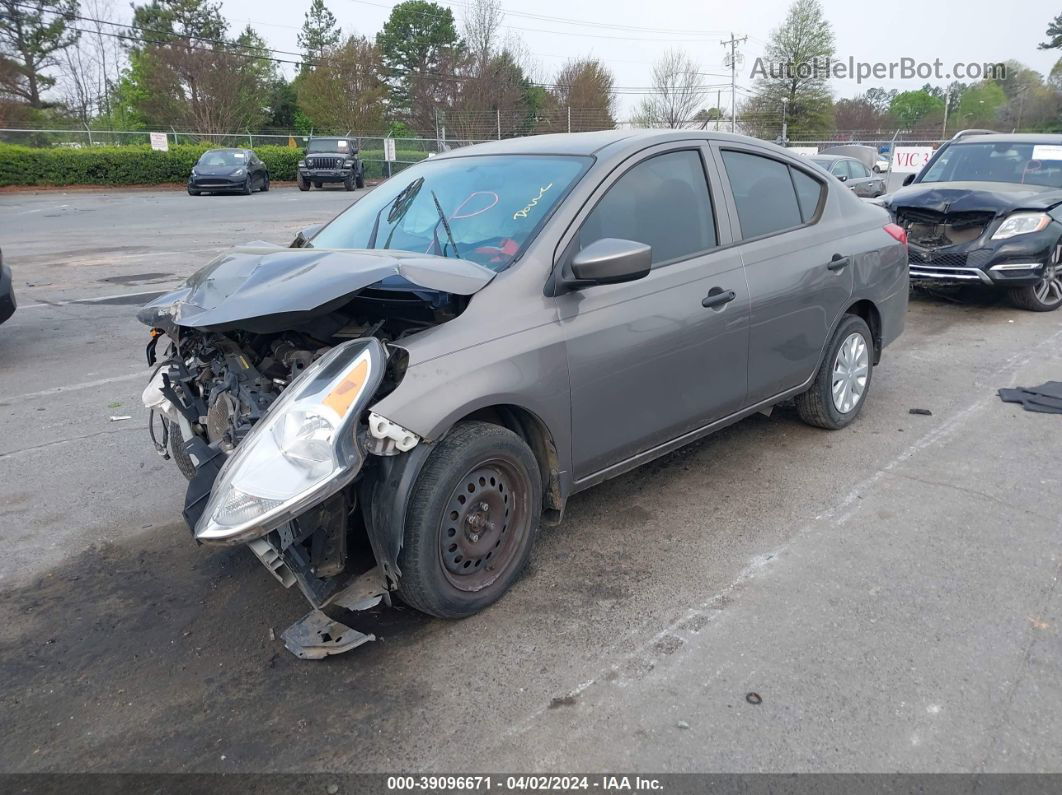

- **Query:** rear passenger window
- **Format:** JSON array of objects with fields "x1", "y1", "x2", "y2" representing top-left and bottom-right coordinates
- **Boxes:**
[
  {"x1": 791, "y1": 168, "x2": 825, "y2": 223},
  {"x1": 721, "y1": 150, "x2": 802, "y2": 239},
  {"x1": 578, "y1": 150, "x2": 716, "y2": 266}
]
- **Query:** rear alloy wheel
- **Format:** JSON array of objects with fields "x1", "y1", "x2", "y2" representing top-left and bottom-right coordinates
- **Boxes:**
[
  {"x1": 796, "y1": 314, "x2": 874, "y2": 430},
  {"x1": 397, "y1": 421, "x2": 541, "y2": 619},
  {"x1": 1008, "y1": 261, "x2": 1062, "y2": 312}
]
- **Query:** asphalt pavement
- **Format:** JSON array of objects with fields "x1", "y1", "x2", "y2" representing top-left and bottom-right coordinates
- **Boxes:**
[{"x1": 0, "y1": 186, "x2": 1060, "y2": 773}]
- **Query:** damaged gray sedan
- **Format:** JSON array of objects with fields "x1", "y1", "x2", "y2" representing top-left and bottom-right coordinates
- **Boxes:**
[{"x1": 139, "y1": 130, "x2": 909, "y2": 658}]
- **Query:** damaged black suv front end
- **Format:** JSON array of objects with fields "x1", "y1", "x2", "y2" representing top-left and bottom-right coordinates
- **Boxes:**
[{"x1": 881, "y1": 134, "x2": 1062, "y2": 310}]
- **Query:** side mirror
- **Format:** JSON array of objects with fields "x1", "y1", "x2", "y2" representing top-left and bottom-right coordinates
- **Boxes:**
[
  {"x1": 837, "y1": 174, "x2": 848, "y2": 183},
  {"x1": 290, "y1": 224, "x2": 323, "y2": 248},
  {"x1": 569, "y1": 238, "x2": 651, "y2": 286},
  {"x1": 903, "y1": 174, "x2": 915, "y2": 186}
]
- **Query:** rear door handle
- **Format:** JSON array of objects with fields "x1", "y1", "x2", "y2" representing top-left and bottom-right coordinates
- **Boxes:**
[
  {"x1": 827, "y1": 254, "x2": 850, "y2": 271},
  {"x1": 701, "y1": 288, "x2": 736, "y2": 309}
]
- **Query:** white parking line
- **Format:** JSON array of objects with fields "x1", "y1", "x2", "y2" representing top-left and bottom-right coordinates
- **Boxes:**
[
  {"x1": 7, "y1": 371, "x2": 146, "y2": 401},
  {"x1": 20, "y1": 288, "x2": 172, "y2": 309}
]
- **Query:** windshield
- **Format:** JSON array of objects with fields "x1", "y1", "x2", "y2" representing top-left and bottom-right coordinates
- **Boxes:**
[
  {"x1": 920, "y1": 142, "x2": 1062, "y2": 188},
  {"x1": 198, "y1": 150, "x2": 247, "y2": 167},
  {"x1": 307, "y1": 139, "x2": 351, "y2": 153},
  {"x1": 310, "y1": 154, "x2": 591, "y2": 271}
]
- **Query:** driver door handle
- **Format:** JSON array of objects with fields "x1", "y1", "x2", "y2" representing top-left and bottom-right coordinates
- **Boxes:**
[
  {"x1": 701, "y1": 289, "x2": 736, "y2": 309},
  {"x1": 827, "y1": 254, "x2": 850, "y2": 271}
]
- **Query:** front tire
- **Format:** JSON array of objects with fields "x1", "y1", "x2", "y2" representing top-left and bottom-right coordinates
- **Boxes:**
[
  {"x1": 355, "y1": 171, "x2": 365, "y2": 189},
  {"x1": 397, "y1": 422, "x2": 541, "y2": 619},
  {"x1": 344, "y1": 172, "x2": 355, "y2": 191},
  {"x1": 297, "y1": 174, "x2": 310, "y2": 191},
  {"x1": 796, "y1": 314, "x2": 874, "y2": 430},
  {"x1": 1008, "y1": 262, "x2": 1062, "y2": 311},
  {"x1": 241, "y1": 177, "x2": 252, "y2": 195},
  {"x1": 187, "y1": 188, "x2": 201, "y2": 196},
  {"x1": 261, "y1": 174, "x2": 270, "y2": 192}
]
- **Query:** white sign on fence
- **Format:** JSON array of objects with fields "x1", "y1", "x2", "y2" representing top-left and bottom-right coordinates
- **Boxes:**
[
  {"x1": 787, "y1": 146, "x2": 819, "y2": 157},
  {"x1": 149, "y1": 132, "x2": 169, "y2": 152},
  {"x1": 383, "y1": 137, "x2": 396, "y2": 162},
  {"x1": 891, "y1": 146, "x2": 934, "y2": 174}
]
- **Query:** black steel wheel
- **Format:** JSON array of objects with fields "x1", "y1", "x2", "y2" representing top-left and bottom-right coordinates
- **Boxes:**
[{"x1": 396, "y1": 421, "x2": 541, "y2": 619}]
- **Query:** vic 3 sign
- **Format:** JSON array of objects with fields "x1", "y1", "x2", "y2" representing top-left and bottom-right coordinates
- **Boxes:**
[{"x1": 891, "y1": 146, "x2": 934, "y2": 174}]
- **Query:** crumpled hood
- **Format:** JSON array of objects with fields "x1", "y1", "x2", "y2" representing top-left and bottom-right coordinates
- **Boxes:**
[
  {"x1": 886, "y1": 181, "x2": 1062, "y2": 216},
  {"x1": 138, "y1": 245, "x2": 496, "y2": 333}
]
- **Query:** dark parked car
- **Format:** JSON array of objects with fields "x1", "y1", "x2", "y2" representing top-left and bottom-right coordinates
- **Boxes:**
[
  {"x1": 139, "y1": 130, "x2": 908, "y2": 657},
  {"x1": 298, "y1": 137, "x2": 365, "y2": 191},
  {"x1": 0, "y1": 247, "x2": 15, "y2": 325},
  {"x1": 188, "y1": 148, "x2": 269, "y2": 196},
  {"x1": 810, "y1": 154, "x2": 887, "y2": 198},
  {"x1": 882, "y1": 131, "x2": 1062, "y2": 311}
]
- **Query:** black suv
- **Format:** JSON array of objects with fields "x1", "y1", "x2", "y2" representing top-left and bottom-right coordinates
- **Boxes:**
[
  {"x1": 880, "y1": 131, "x2": 1062, "y2": 311},
  {"x1": 298, "y1": 137, "x2": 365, "y2": 191}
]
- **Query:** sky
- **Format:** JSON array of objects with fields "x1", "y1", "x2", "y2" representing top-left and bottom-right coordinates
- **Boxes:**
[{"x1": 211, "y1": 0, "x2": 1062, "y2": 117}]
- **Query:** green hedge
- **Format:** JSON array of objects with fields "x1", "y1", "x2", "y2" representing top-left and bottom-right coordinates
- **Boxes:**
[{"x1": 0, "y1": 142, "x2": 431, "y2": 186}]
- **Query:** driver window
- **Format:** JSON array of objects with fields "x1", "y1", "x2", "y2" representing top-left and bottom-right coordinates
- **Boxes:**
[{"x1": 577, "y1": 150, "x2": 717, "y2": 267}]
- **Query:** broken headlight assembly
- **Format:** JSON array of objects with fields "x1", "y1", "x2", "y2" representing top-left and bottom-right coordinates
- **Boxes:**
[{"x1": 195, "y1": 338, "x2": 384, "y2": 545}]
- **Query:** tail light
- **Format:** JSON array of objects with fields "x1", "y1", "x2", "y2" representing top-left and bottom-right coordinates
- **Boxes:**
[{"x1": 884, "y1": 223, "x2": 907, "y2": 247}]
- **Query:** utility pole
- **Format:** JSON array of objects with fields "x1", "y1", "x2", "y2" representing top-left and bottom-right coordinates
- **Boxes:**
[
  {"x1": 941, "y1": 92, "x2": 950, "y2": 140},
  {"x1": 721, "y1": 32, "x2": 747, "y2": 134}
]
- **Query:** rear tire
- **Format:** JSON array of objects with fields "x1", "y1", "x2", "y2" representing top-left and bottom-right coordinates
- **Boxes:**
[
  {"x1": 1007, "y1": 262, "x2": 1062, "y2": 311},
  {"x1": 796, "y1": 314, "x2": 874, "y2": 430},
  {"x1": 297, "y1": 175, "x2": 310, "y2": 191},
  {"x1": 313, "y1": 181, "x2": 322, "y2": 189},
  {"x1": 396, "y1": 422, "x2": 541, "y2": 619}
]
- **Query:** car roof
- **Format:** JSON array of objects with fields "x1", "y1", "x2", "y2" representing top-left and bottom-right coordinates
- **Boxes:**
[
  {"x1": 204, "y1": 147, "x2": 249, "y2": 153},
  {"x1": 809, "y1": 154, "x2": 848, "y2": 162},
  {"x1": 436, "y1": 129, "x2": 796, "y2": 160},
  {"x1": 950, "y1": 133, "x2": 1062, "y2": 145}
]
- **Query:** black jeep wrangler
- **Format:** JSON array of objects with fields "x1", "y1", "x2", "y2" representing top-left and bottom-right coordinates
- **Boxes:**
[{"x1": 298, "y1": 137, "x2": 365, "y2": 191}]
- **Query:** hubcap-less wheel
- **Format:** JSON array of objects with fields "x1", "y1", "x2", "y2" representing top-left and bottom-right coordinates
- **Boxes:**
[
  {"x1": 1034, "y1": 262, "x2": 1062, "y2": 305},
  {"x1": 832, "y1": 332, "x2": 869, "y2": 413},
  {"x1": 439, "y1": 458, "x2": 527, "y2": 592}
]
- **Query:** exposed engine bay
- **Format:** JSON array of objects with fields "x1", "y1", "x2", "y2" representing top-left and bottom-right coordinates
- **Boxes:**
[{"x1": 139, "y1": 245, "x2": 497, "y2": 658}]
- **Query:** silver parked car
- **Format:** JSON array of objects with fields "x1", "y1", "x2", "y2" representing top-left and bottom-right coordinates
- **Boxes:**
[
  {"x1": 810, "y1": 154, "x2": 888, "y2": 198},
  {"x1": 139, "y1": 130, "x2": 909, "y2": 658}
]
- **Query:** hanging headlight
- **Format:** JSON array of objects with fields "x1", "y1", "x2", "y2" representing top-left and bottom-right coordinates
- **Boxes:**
[{"x1": 195, "y1": 338, "x2": 385, "y2": 545}]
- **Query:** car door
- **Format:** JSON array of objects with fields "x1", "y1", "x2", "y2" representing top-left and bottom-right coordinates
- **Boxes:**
[
  {"x1": 555, "y1": 144, "x2": 750, "y2": 481},
  {"x1": 713, "y1": 144, "x2": 854, "y2": 404}
]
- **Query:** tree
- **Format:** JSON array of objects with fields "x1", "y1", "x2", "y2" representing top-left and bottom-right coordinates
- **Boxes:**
[
  {"x1": 744, "y1": 0, "x2": 835, "y2": 138},
  {"x1": 376, "y1": 0, "x2": 462, "y2": 133},
  {"x1": 833, "y1": 95, "x2": 888, "y2": 133},
  {"x1": 954, "y1": 81, "x2": 1006, "y2": 128},
  {"x1": 298, "y1": 0, "x2": 341, "y2": 67},
  {"x1": 0, "y1": 0, "x2": 81, "y2": 108},
  {"x1": 888, "y1": 89, "x2": 944, "y2": 127},
  {"x1": 1039, "y1": 12, "x2": 1062, "y2": 49},
  {"x1": 462, "y1": 0, "x2": 501, "y2": 68},
  {"x1": 634, "y1": 50, "x2": 707, "y2": 128},
  {"x1": 539, "y1": 58, "x2": 616, "y2": 132},
  {"x1": 296, "y1": 34, "x2": 387, "y2": 133},
  {"x1": 126, "y1": 0, "x2": 274, "y2": 132},
  {"x1": 57, "y1": 0, "x2": 128, "y2": 123}
]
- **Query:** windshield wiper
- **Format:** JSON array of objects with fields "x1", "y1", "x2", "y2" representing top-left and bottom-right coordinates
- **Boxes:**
[
  {"x1": 431, "y1": 190, "x2": 460, "y2": 259},
  {"x1": 367, "y1": 177, "x2": 423, "y2": 250}
]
